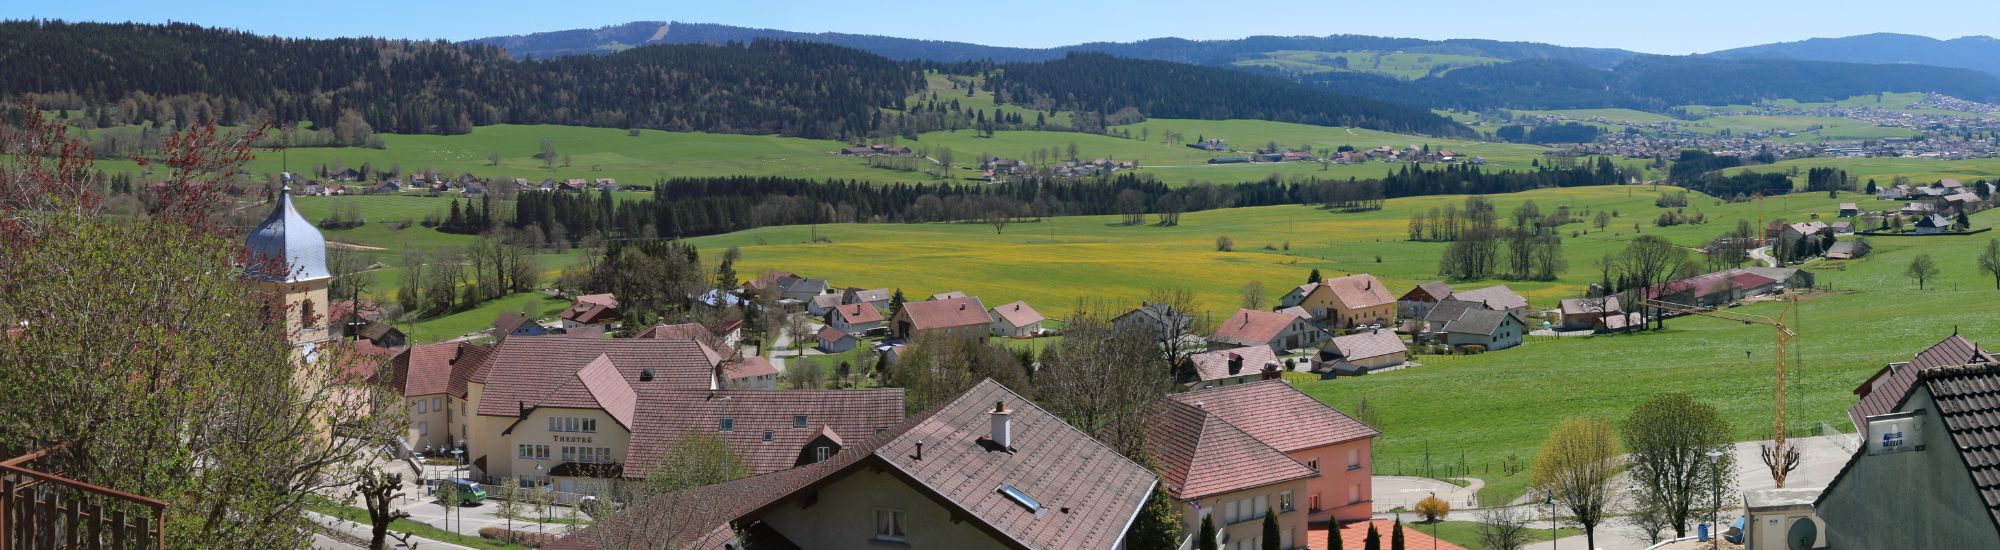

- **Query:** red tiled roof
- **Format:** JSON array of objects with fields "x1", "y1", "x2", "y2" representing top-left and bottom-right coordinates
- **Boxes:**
[
  {"x1": 634, "y1": 322, "x2": 706, "y2": 340},
  {"x1": 1147, "y1": 398, "x2": 1316, "y2": 500},
  {"x1": 623, "y1": 387, "x2": 905, "y2": 478},
  {"x1": 990, "y1": 300, "x2": 1045, "y2": 329},
  {"x1": 560, "y1": 301, "x2": 619, "y2": 324},
  {"x1": 1187, "y1": 347, "x2": 1279, "y2": 383},
  {"x1": 492, "y1": 312, "x2": 535, "y2": 336},
  {"x1": 723, "y1": 356, "x2": 779, "y2": 381},
  {"x1": 900, "y1": 296, "x2": 989, "y2": 331},
  {"x1": 1320, "y1": 274, "x2": 1396, "y2": 310},
  {"x1": 575, "y1": 293, "x2": 617, "y2": 308},
  {"x1": 1210, "y1": 308, "x2": 1298, "y2": 347},
  {"x1": 1728, "y1": 272, "x2": 1778, "y2": 290},
  {"x1": 473, "y1": 337, "x2": 720, "y2": 419},
  {"x1": 832, "y1": 303, "x2": 884, "y2": 325},
  {"x1": 389, "y1": 342, "x2": 489, "y2": 398},
  {"x1": 1314, "y1": 520, "x2": 1467, "y2": 550},
  {"x1": 1399, "y1": 281, "x2": 1453, "y2": 303},
  {"x1": 577, "y1": 354, "x2": 638, "y2": 430},
  {"x1": 1171, "y1": 380, "x2": 1381, "y2": 452}
]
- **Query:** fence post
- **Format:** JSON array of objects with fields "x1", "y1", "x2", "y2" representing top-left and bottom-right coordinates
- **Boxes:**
[
  {"x1": 3, "y1": 477, "x2": 13, "y2": 550},
  {"x1": 132, "y1": 515, "x2": 149, "y2": 550},
  {"x1": 88, "y1": 501, "x2": 103, "y2": 550},
  {"x1": 68, "y1": 493, "x2": 83, "y2": 548},
  {"x1": 110, "y1": 510, "x2": 124, "y2": 550}
]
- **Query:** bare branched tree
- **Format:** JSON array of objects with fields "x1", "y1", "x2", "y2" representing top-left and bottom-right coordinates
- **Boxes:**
[{"x1": 1035, "y1": 301, "x2": 1173, "y2": 457}]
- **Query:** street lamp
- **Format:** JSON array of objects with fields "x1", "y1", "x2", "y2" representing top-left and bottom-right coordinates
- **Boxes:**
[
  {"x1": 1706, "y1": 449, "x2": 1725, "y2": 550},
  {"x1": 534, "y1": 460, "x2": 546, "y2": 541},
  {"x1": 1536, "y1": 486, "x2": 1555, "y2": 550},
  {"x1": 1428, "y1": 491, "x2": 1439, "y2": 550},
  {"x1": 451, "y1": 446, "x2": 466, "y2": 535}
]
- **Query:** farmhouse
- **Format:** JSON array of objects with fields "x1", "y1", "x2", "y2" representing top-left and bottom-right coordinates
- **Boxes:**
[
  {"x1": 782, "y1": 278, "x2": 832, "y2": 303},
  {"x1": 841, "y1": 287, "x2": 893, "y2": 313},
  {"x1": 491, "y1": 313, "x2": 549, "y2": 342},
  {"x1": 1441, "y1": 309, "x2": 1526, "y2": 352},
  {"x1": 1449, "y1": 285, "x2": 1528, "y2": 317},
  {"x1": 1557, "y1": 296, "x2": 1624, "y2": 331},
  {"x1": 828, "y1": 303, "x2": 885, "y2": 335},
  {"x1": 987, "y1": 300, "x2": 1045, "y2": 338},
  {"x1": 1422, "y1": 299, "x2": 1494, "y2": 336},
  {"x1": 1293, "y1": 274, "x2": 1397, "y2": 329},
  {"x1": 1184, "y1": 346, "x2": 1281, "y2": 390},
  {"x1": 552, "y1": 380, "x2": 1154, "y2": 550},
  {"x1": 1113, "y1": 302, "x2": 1194, "y2": 342},
  {"x1": 1397, "y1": 281, "x2": 1454, "y2": 320},
  {"x1": 1825, "y1": 240, "x2": 1871, "y2": 260},
  {"x1": 1838, "y1": 202, "x2": 1860, "y2": 217},
  {"x1": 1916, "y1": 213, "x2": 1955, "y2": 234},
  {"x1": 890, "y1": 296, "x2": 990, "y2": 340},
  {"x1": 807, "y1": 293, "x2": 845, "y2": 316},
  {"x1": 1210, "y1": 308, "x2": 1325, "y2": 354},
  {"x1": 1160, "y1": 380, "x2": 1381, "y2": 527},
  {"x1": 558, "y1": 293, "x2": 621, "y2": 330},
  {"x1": 1315, "y1": 329, "x2": 1409, "y2": 375}
]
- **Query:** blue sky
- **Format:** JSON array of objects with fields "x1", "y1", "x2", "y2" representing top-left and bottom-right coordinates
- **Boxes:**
[{"x1": 8, "y1": 0, "x2": 1997, "y2": 54}]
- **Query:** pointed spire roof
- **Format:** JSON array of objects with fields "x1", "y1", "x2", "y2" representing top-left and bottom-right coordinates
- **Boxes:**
[{"x1": 245, "y1": 188, "x2": 330, "y2": 282}]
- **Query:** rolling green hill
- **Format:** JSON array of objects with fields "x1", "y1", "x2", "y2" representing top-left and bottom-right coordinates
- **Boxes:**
[{"x1": 1233, "y1": 50, "x2": 1504, "y2": 79}]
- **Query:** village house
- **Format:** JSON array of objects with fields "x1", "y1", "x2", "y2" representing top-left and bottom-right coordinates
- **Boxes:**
[
  {"x1": 383, "y1": 342, "x2": 492, "y2": 452},
  {"x1": 1289, "y1": 274, "x2": 1397, "y2": 329},
  {"x1": 890, "y1": 296, "x2": 990, "y2": 340},
  {"x1": 356, "y1": 323, "x2": 406, "y2": 348},
  {"x1": 1916, "y1": 213, "x2": 1955, "y2": 234},
  {"x1": 1422, "y1": 299, "x2": 1494, "y2": 337},
  {"x1": 1829, "y1": 220, "x2": 1855, "y2": 235},
  {"x1": 551, "y1": 380, "x2": 1154, "y2": 550},
  {"x1": 1838, "y1": 202, "x2": 1860, "y2": 217},
  {"x1": 1441, "y1": 309, "x2": 1527, "y2": 352},
  {"x1": 1184, "y1": 346, "x2": 1281, "y2": 390},
  {"x1": 782, "y1": 278, "x2": 832, "y2": 303},
  {"x1": 841, "y1": 287, "x2": 893, "y2": 314},
  {"x1": 1157, "y1": 380, "x2": 1382, "y2": 529},
  {"x1": 1315, "y1": 329, "x2": 1409, "y2": 376},
  {"x1": 1210, "y1": 308, "x2": 1325, "y2": 355},
  {"x1": 827, "y1": 302, "x2": 885, "y2": 336},
  {"x1": 817, "y1": 326, "x2": 860, "y2": 353},
  {"x1": 807, "y1": 293, "x2": 845, "y2": 316},
  {"x1": 987, "y1": 300, "x2": 1045, "y2": 338},
  {"x1": 1448, "y1": 285, "x2": 1529, "y2": 318},
  {"x1": 558, "y1": 293, "x2": 621, "y2": 330},
  {"x1": 1114, "y1": 302, "x2": 1194, "y2": 342},
  {"x1": 1558, "y1": 297, "x2": 1624, "y2": 331},
  {"x1": 491, "y1": 312, "x2": 549, "y2": 341},
  {"x1": 1825, "y1": 240, "x2": 1871, "y2": 260},
  {"x1": 1817, "y1": 355, "x2": 2000, "y2": 548},
  {"x1": 1396, "y1": 281, "x2": 1454, "y2": 321},
  {"x1": 930, "y1": 290, "x2": 968, "y2": 301},
  {"x1": 719, "y1": 356, "x2": 779, "y2": 390}
]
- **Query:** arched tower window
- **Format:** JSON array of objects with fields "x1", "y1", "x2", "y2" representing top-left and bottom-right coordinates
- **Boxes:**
[{"x1": 300, "y1": 298, "x2": 318, "y2": 329}]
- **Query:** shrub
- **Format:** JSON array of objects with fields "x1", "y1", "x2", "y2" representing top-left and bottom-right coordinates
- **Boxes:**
[
  {"x1": 1216, "y1": 236, "x2": 1235, "y2": 252},
  {"x1": 1415, "y1": 495, "x2": 1452, "y2": 522}
]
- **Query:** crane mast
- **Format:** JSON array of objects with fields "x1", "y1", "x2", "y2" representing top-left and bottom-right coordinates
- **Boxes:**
[{"x1": 1643, "y1": 295, "x2": 1801, "y2": 488}]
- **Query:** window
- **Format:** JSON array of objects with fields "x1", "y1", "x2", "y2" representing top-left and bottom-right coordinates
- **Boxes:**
[
  {"x1": 1309, "y1": 494, "x2": 1321, "y2": 513},
  {"x1": 432, "y1": 397, "x2": 441, "y2": 411},
  {"x1": 873, "y1": 509, "x2": 906, "y2": 542},
  {"x1": 549, "y1": 417, "x2": 560, "y2": 432},
  {"x1": 1225, "y1": 500, "x2": 1238, "y2": 524},
  {"x1": 1348, "y1": 448, "x2": 1361, "y2": 470},
  {"x1": 1279, "y1": 491, "x2": 1294, "y2": 513},
  {"x1": 1253, "y1": 495, "x2": 1268, "y2": 518},
  {"x1": 301, "y1": 299, "x2": 317, "y2": 329},
  {"x1": 417, "y1": 400, "x2": 428, "y2": 414},
  {"x1": 1350, "y1": 484, "x2": 1360, "y2": 505},
  {"x1": 418, "y1": 422, "x2": 428, "y2": 436},
  {"x1": 719, "y1": 418, "x2": 735, "y2": 432},
  {"x1": 548, "y1": 416, "x2": 599, "y2": 433},
  {"x1": 1305, "y1": 459, "x2": 1318, "y2": 472},
  {"x1": 518, "y1": 444, "x2": 550, "y2": 459},
  {"x1": 762, "y1": 431, "x2": 774, "y2": 443},
  {"x1": 597, "y1": 448, "x2": 612, "y2": 464},
  {"x1": 874, "y1": 427, "x2": 887, "y2": 435},
  {"x1": 815, "y1": 446, "x2": 832, "y2": 463},
  {"x1": 793, "y1": 415, "x2": 808, "y2": 428}
]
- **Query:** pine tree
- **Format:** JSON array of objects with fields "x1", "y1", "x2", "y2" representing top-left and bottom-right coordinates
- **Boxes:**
[
  {"x1": 889, "y1": 288, "x2": 907, "y2": 319},
  {"x1": 1262, "y1": 508, "x2": 1281, "y2": 550},
  {"x1": 1308, "y1": 268, "x2": 1323, "y2": 284},
  {"x1": 1391, "y1": 518, "x2": 1405, "y2": 550},
  {"x1": 1330, "y1": 521, "x2": 1345, "y2": 550},
  {"x1": 1198, "y1": 514, "x2": 1218, "y2": 550},
  {"x1": 1364, "y1": 522, "x2": 1381, "y2": 550},
  {"x1": 1124, "y1": 468, "x2": 1183, "y2": 550}
]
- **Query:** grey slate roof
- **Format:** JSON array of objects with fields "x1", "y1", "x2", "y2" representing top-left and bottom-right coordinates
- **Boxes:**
[
  {"x1": 1442, "y1": 308, "x2": 1522, "y2": 336},
  {"x1": 1919, "y1": 363, "x2": 2000, "y2": 528},
  {"x1": 1424, "y1": 299, "x2": 1489, "y2": 326},
  {"x1": 245, "y1": 189, "x2": 331, "y2": 282}
]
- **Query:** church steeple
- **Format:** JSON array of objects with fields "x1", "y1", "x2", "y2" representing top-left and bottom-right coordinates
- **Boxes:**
[{"x1": 246, "y1": 187, "x2": 333, "y2": 350}]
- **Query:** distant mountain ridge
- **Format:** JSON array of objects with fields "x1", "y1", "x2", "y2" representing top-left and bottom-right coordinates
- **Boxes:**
[
  {"x1": 1709, "y1": 32, "x2": 2000, "y2": 76},
  {"x1": 467, "y1": 21, "x2": 1640, "y2": 68}
]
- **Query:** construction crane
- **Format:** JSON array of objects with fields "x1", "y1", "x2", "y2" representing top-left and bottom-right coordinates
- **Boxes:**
[{"x1": 1644, "y1": 295, "x2": 1803, "y2": 488}]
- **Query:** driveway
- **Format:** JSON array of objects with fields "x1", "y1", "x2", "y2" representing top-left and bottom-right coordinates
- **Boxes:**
[{"x1": 1373, "y1": 476, "x2": 1482, "y2": 513}]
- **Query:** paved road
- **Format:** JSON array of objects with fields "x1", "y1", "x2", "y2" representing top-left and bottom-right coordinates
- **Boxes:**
[
  {"x1": 1373, "y1": 476, "x2": 1482, "y2": 513},
  {"x1": 1749, "y1": 246, "x2": 1778, "y2": 268}
]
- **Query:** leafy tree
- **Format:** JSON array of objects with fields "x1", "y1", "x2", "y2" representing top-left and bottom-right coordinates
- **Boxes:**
[
  {"x1": 887, "y1": 332, "x2": 1030, "y2": 414},
  {"x1": 0, "y1": 110, "x2": 404, "y2": 548},
  {"x1": 1907, "y1": 253, "x2": 1941, "y2": 290},
  {"x1": 1198, "y1": 514, "x2": 1218, "y2": 550},
  {"x1": 1979, "y1": 240, "x2": 2000, "y2": 290},
  {"x1": 1532, "y1": 417, "x2": 1619, "y2": 550},
  {"x1": 1621, "y1": 393, "x2": 1734, "y2": 539}
]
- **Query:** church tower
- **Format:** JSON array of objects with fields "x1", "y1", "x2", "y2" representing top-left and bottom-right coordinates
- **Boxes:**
[{"x1": 245, "y1": 188, "x2": 334, "y2": 358}]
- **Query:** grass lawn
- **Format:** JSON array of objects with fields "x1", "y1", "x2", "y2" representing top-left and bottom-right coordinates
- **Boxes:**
[
  {"x1": 310, "y1": 499, "x2": 530, "y2": 550},
  {"x1": 1721, "y1": 157, "x2": 2000, "y2": 186},
  {"x1": 1421, "y1": 519, "x2": 1582, "y2": 550},
  {"x1": 402, "y1": 292, "x2": 570, "y2": 344},
  {"x1": 1300, "y1": 206, "x2": 2000, "y2": 505}
]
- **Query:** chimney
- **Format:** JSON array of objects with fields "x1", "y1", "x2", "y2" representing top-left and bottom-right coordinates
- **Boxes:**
[
  {"x1": 990, "y1": 401, "x2": 1012, "y2": 450},
  {"x1": 517, "y1": 400, "x2": 527, "y2": 419},
  {"x1": 1227, "y1": 354, "x2": 1244, "y2": 375},
  {"x1": 915, "y1": 440, "x2": 925, "y2": 460}
]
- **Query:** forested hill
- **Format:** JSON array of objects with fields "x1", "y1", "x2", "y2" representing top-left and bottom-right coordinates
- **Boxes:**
[
  {"x1": 0, "y1": 20, "x2": 1470, "y2": 139},
  {"x1": 1303, "y1": 56, "x2": 2000, "y2": 111},
  {"x1": 0, "y1": 21, "x2": 919, "y2": 138},
  {"x1": 1709, "y1": 33, "x2": 2000, "y2": 77},
  {"x1": 981, "y1": 53, "x2": 1473, "y2": 137},
  {"x1": 470, "y1": 21, "x2": 1639, "y2": 68}
]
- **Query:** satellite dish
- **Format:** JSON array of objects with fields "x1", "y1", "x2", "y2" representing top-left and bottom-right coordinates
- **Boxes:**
[{"x1": 1787, "y1": 516, "x2": 1820, "y2": 550}]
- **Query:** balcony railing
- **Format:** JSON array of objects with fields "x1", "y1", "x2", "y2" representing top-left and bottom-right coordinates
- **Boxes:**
[{"x1": 1, "y1": 446, "x2": 167, "y2": 550}]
